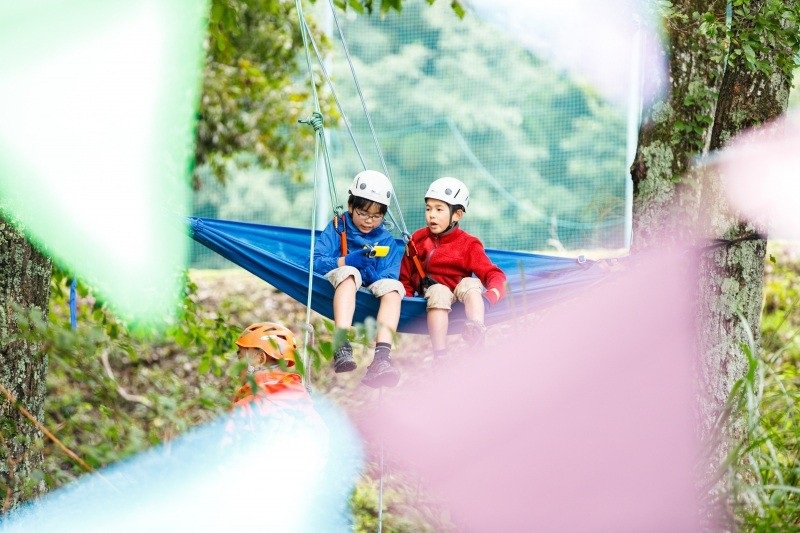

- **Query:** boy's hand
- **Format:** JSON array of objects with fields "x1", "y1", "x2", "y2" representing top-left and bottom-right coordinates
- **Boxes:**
[
  {"x1": 362, "y1": 264, "x2": 378, "y2": 286},
  {"x1": 344, "y1": 249, "x2": 373, "y2": 269},
  {"x1": 483, "y1": 288, "x2": 501, "y2": 305}
]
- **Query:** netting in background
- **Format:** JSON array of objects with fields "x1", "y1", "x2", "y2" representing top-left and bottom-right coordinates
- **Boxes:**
[{"x1": 191, "y1": 0, "x2": 633, "y2": 268}]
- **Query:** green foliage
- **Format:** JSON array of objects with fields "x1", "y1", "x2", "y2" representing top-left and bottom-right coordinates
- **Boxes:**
[
  {"x1": 727, "y1": 0, "x2": 800, "y2": 78},
  {"x1": 326, "y1": 0, "x2": 465, "y2": 18},
  {"x1": 13, "y1": 269, "x2": 240, "y2": 487},
  {"x1": 25, "y1": 267, "x2": 447, "y2": 529},
  {"x1": 199, "y1": 0, "x2": 334, "y2": 183},
  {"x1": 327, "y1": 1, "x2": 625, "y2": 251},
  {"x1": 198, "y1": 0, "x2": 466, "y2": 185},
  {"x1": 29, "y1": 248, "x2": 800, "y2": 528},
  {"x1": 350, "y1": 468, "x2": 455, "y2": 532},
  {"x1": 722, "y1": 245, "x2": 800, "y2": 530}
]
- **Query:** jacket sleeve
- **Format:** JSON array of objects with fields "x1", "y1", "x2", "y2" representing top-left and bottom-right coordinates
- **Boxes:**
[
  {"x1": 313, "y1": 221, "x2": 341, "y2": 275},
  {"x1": 399, "y1": 232, "x2": 424, "y2": 297},
  {"x1": 468, "y1": 240, "x2": 507, "y2": 301},
  {"x1": 399, "y1": 251, "x2": 416, "y2": 297}
]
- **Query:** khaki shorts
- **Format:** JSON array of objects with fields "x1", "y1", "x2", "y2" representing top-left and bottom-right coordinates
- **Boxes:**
[
  {"x1": 325, "y1": 266, "x2": 404, "y2": 298},
  {"x1": 424, "y1": 277, "x2": 484, "y2": 311}
]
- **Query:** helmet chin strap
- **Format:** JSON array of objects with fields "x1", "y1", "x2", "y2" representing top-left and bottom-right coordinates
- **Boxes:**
[
  {"x1": 443, "y1": 219, "x2": 459, "y2": 233},
  {"x1": 441, "y1": 205, "x2": 462, "y2": 232}
]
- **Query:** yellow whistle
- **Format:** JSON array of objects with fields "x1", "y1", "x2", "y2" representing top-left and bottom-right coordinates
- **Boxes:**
[{"x1": 367, "y1": 245, "x2": 389, "y2": 258}]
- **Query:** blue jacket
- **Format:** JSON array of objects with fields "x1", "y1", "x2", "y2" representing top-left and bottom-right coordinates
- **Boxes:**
[{"x1": 313, "y1": 212, "x2": 402, "y2": 286}]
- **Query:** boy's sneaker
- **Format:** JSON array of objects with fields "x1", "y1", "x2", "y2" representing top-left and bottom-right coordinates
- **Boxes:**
[
  {"x1": 333, "y1": 341, "x2": 356, "y2": 373},
  {"x1": 462, "y1": 320, "x2": 487, "y2": 347},
  {"x1": 361, "y1": 358, "x2": 400, "y2": 388}
]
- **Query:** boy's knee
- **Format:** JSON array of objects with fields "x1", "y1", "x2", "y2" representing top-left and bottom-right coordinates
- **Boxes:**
[
  {"x1": 425, "y1": 284, "x2": 453, "y2": 310},
  {"x1": 326, "y1": 265, "x2": 363, "y2": 289},
  {"x1": 370, "y1": 279, "x2": 404, "y2": 298},
  {"x1": 454, "y1": 277, "x2": 483, "y2": 301}
]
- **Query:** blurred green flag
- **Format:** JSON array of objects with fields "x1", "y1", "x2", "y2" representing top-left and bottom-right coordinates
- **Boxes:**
[{"x1": 0, "y1": 0, "x2": 208, "y2": 323}]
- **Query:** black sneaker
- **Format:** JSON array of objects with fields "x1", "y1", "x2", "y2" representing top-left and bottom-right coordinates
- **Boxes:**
[
  {"x1": 462, "y1": 320, "x2": 487, "y2": 347},
  {"x1": 361, "y1": 358, "x2": 400, "y2": 388},
  {"x1": 333, "y1": 341, "x2": 356, "y2": 373}
]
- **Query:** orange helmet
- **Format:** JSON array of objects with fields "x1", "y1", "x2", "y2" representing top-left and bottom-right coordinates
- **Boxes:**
[{"x1": 235, "y1": 322, "x2": 297, "y2": 367}]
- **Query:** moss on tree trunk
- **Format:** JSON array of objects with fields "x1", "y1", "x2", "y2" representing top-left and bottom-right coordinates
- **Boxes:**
[{"x1": 0, "y1": 213, "x2": 52, "y2": 513}]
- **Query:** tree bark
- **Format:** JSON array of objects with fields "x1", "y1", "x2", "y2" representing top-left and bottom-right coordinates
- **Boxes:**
[
  {"x1": 0, "y1": 213, "x2": 52, "y2": 513},
  {"x1": 631, "y1": 0, "x2": 729, "y2": 246},
  {"x1": 632, "y1": 0, "x2": 800, "y2": 528},
  {"x1": 697, "y1": 0, "x2": 799, "y2": 525}
]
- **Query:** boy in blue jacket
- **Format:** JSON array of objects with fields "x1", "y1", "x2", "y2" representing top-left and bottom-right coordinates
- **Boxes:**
[{"x1": 313, "y1": 170, "x2": 403, "y2": 388}]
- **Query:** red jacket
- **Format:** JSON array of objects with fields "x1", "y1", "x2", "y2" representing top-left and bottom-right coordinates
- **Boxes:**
[
  {"x1": 232, "y1": 370, "x2": 315, "y2": 417},
  {"x1": 399, "y1": 225, "x2": 507, "y2": 299},
  {"x1": 226, "y1": 370, "x2": 328, "y2": 449}
]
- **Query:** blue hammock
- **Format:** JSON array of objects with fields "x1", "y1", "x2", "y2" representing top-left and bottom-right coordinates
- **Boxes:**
[{"x1": 189, "y1": 216, "x2": 611, "y2": 334}]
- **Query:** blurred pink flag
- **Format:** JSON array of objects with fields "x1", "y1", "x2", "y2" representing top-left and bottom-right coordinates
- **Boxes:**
[
  {"x1": 715, "y1": 111, "x2": 800, "y2": 240},
  {"x1": 359, "y1": 247, "x2": 704, "y2": 531}
]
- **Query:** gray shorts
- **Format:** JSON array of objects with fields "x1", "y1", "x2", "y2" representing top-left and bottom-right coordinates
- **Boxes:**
[
  {"x1": 325, "y1": 266, "x2": 405, "y2": 297},
  {"x1": 424, "y1": 277, "x2": 484, "y2": 311}
]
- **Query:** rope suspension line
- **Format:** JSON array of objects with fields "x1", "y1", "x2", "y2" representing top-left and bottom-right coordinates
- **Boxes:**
[
  {"x1": 302, "y1": 123, "x2": 323, "y2": 382},
  {"x1": 294, "y1": 4, "x2": 399, "y2": 531},
  {"x1": 296, "y1": 0, "x2": 411, "y2": 242},
  {"x1": 295, "y1": 0, "x2": 329, "y2": 383},
  {"x1": 324, "y1": 0, "x2": 389, "y2": 177},
  {"x1": 298, "y1": 15, "x2": 368, "y2": 170},
  {"x1": 325, "y1": 0, "x2": 413, "y2": 240}
]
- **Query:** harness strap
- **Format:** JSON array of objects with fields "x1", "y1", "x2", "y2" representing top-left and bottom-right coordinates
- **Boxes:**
[
  {"x1": 405, "y1": 240, "x2": 426, "y2": 279},
  {"x1": 333, "y1": 214, "x2": 348, "y2": 256}
]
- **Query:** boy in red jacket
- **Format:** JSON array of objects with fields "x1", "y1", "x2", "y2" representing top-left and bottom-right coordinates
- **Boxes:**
[{"x1": 399, "y1": 177, "x2": 506, "y2": 360}]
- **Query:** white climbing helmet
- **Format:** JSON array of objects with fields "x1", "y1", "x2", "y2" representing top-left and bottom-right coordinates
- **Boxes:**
[
  {"x1": 348, "y1": 170, "x2": 394, "y2": 206},
  {"x1": 425, "y1": 177, "x2": 470, "y2": 211}
]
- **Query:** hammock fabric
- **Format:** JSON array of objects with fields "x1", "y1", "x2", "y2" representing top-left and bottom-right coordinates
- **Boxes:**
[{"x1": 189, "y1": 216, "x2": 611, "y2": 334}]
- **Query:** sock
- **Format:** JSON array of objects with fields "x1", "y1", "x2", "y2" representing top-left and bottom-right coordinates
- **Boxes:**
[{"x1": 374, "y1": 342, "x2": 392, "y2": 361}]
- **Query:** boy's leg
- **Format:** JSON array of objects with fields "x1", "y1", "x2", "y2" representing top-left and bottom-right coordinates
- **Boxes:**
[
  {"x1": 332, "y1": 276, "x2": 357, "y2": 330},
  {"x1": 326, "y1": 267, "x2": 361, "y2": 373},
  {"x1": 460, "y1": 282, "x2": 485, "y2": 325},
  {"x1": 455, "y1": 279, "x2": 487, "y2": 348},
  {"x1": 362, "y1": 282, "x2": 402, "y2": 388},
  {"x1": 374, "y1": 289, "x2": 401, "y2": 345},
  {"x1": 425, "y1": 284, "x2": 455, "y2": 360},
  {"x1": 427, "y1": 309, "x2": 449, "y2": 352}
]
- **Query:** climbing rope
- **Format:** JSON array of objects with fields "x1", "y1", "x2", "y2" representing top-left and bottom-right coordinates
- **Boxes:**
[
  {"x1": 324, "y1": 0, "x2": 413, "y2": 240},
  {"x1": 296, "y1": 2, "x2": 412, "y2": 241},
  {"x1": 294, "y1": 3, "x2": 400, "y2": 530},
  {"x1": 297, "y1": 14, "x2": 368, "y2": 171}
]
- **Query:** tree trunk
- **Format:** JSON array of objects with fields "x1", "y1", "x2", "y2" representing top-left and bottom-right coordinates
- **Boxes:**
[
  {"x1": 697, "y1": 0, "x2": 799, "y2": 525},
  {"x1": 0, "y1": 213, "x2": 52, "y2": 513},
  {"x1": 632, "y1": 0, "x2": 800, "y2": 528},
  {"x1": 631, "y1": 0, "x2": 729, "y2": 246}
]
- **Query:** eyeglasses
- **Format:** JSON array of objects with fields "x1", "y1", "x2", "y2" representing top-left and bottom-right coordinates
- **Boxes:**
[{"x1": 354, "y1": 209, "x2": 385, "y2": 222}]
